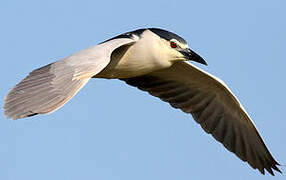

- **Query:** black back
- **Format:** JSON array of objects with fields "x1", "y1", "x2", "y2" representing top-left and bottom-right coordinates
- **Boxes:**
[{"x1": 101, "y1": 28, "x2": 187, "y2": 45}]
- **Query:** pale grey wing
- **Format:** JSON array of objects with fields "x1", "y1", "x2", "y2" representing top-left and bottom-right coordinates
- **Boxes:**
[
  {"x1": 121, "y1": 61, "x2": 280, "y2": 175},
  {"x1": 4, "y1": 38, "x2": 136, "y2": 120}
]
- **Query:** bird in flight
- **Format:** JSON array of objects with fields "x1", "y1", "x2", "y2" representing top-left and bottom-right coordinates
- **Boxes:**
[{"x1": 4, "y1": 28, "x2": 281, "y2": 175}]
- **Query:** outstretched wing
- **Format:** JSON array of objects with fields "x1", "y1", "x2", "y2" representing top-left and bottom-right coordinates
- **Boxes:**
[
  {"x1": 121, "y1": 61, "x2": 280, "y2": 175},
  {"x1": 4, "y1": 38, "x2": 136, "y2": 120}
]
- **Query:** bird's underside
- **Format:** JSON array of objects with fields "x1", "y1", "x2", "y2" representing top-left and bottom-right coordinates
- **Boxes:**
[{"x1": 3, "y1": 28, "x2": 281, "y2": 175}]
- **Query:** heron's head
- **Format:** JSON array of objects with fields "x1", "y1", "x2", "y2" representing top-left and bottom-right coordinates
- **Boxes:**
[{"x1": 146, "y1": 28, "x2": 207, "y2": 65}]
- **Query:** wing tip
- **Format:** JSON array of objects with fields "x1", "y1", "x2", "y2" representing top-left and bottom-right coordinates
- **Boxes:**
[
  {"x1": 257, "y1": 161, "x2": 281, "y2": 176},
  {"x1": 27, "y1": 112, "x2": 39, "y2": 118},
  {"x1": 4, "y1": 108, "x2": 39, "y2": 120}
]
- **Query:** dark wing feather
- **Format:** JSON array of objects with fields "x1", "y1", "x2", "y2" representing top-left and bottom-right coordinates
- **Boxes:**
[{"x1": 121, "y1": 61, "x2": 280, "y2": 175}]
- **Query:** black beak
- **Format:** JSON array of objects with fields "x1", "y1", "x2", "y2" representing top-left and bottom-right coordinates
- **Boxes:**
[{"x1": 180, "y1": 48, "x2": 207, "y2": 65}]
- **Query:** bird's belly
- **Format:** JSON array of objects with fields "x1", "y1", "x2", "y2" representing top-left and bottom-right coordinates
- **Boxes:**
[{"x1": 96, "y1": 51, "x2": 172, "y2": 79}]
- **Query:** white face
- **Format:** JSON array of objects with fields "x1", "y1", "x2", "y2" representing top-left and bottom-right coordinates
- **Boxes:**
[
  {"x1": 121, "y1": 30, "x2": 191, "y2": 68},
  {"x1": 169, "y1": 38, "x2": 189, "y2": 49},
  {"x1": 158, "y1": 38, "x2": 190, "y2": 62}
]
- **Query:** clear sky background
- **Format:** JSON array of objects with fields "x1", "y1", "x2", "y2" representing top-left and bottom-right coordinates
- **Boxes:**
[{"x1": 0, "y1": 0, "x2": 285, "y2": 179}]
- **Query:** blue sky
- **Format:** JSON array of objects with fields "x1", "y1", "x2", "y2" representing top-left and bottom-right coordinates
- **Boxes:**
[{"x1": 0, "y1": 0, "x2": 285, "y2": 179}]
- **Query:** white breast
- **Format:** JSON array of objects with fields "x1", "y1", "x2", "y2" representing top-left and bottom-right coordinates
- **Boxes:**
[{"x1": 98, "y1": 30, "x2": 173, "y2": 79}]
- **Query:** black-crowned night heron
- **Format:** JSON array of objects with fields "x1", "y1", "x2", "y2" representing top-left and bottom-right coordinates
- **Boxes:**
[{"x1": 4, "y1": 28, "x2": 281, "y2": 175}]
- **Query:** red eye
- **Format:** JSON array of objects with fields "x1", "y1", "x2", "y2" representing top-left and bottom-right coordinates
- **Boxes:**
[{"x1": 170, "y1": 41, "x2": 177, "y2": 48}]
